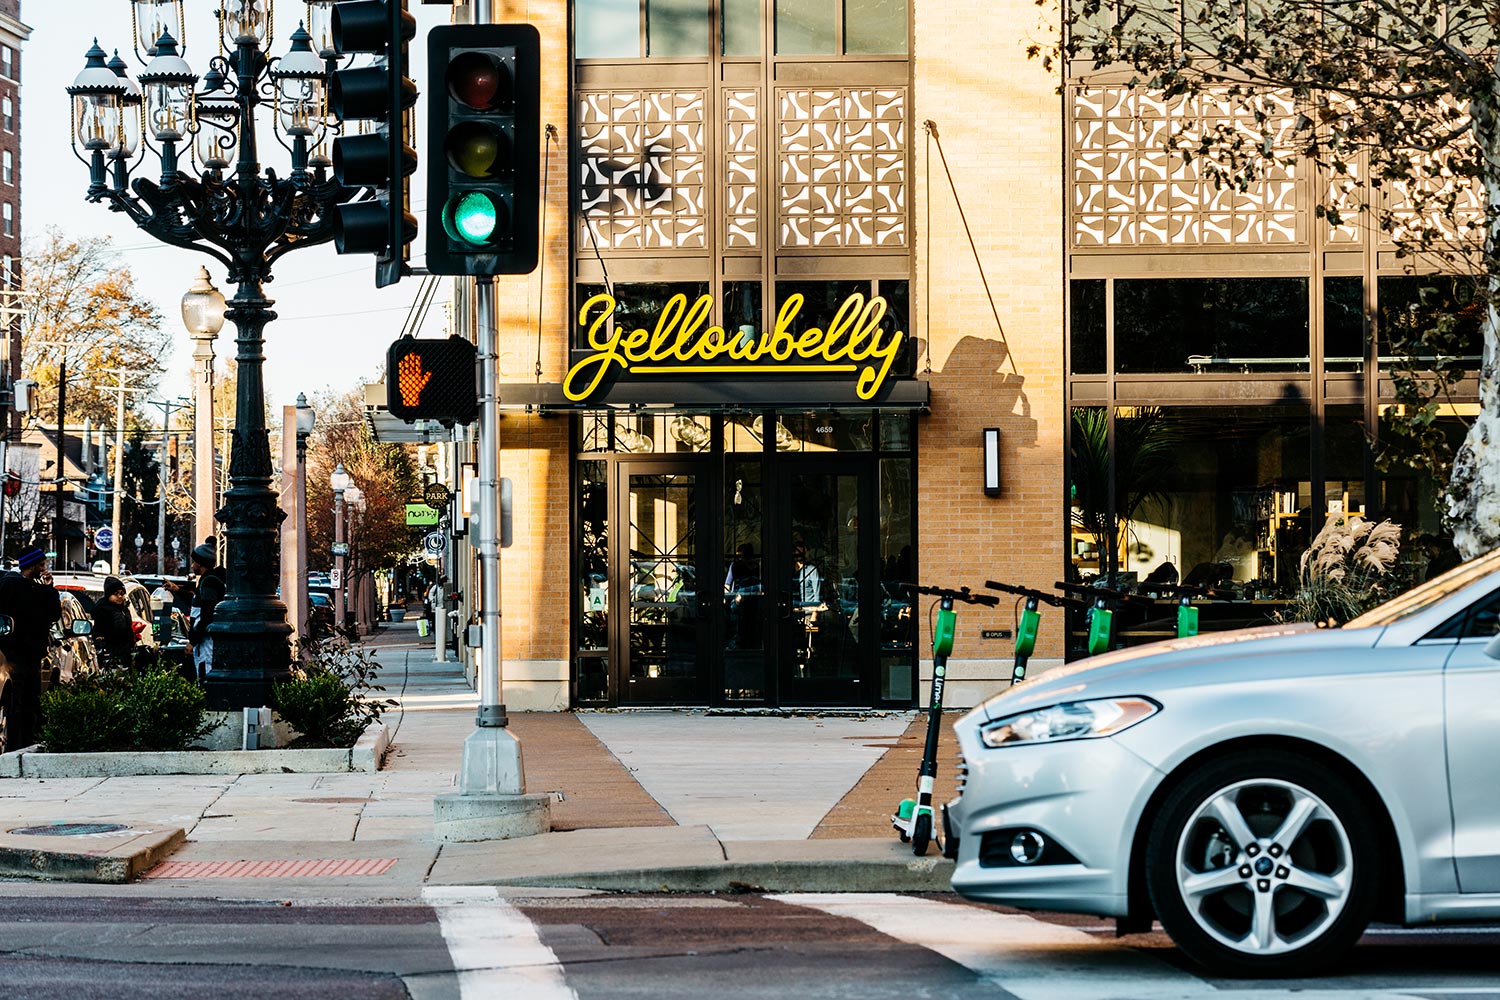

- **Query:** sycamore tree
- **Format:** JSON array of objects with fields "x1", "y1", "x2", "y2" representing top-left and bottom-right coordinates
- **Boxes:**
[
  {"x1": 1042, "y1": 0, "x2": 1500, "y2": 556},
  {"x1": 21, "y1": 229, "x2": 169, "y2": 424}
]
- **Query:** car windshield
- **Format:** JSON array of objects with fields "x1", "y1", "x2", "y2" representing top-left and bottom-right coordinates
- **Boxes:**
[{"x1": 1346, "y1": 546, "x2": 1500, "y2": 628}]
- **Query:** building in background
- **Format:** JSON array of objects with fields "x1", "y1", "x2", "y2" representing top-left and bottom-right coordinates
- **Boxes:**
[{"x1": 0, "y1": 0, "x2": 29, "y2": 553}]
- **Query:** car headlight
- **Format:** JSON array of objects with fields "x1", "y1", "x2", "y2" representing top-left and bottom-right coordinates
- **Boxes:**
[{"x1": 980, "y1": 697, "x2": 1159, "y2": 748}]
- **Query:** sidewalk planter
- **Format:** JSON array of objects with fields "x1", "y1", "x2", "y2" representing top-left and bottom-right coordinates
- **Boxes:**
[
  {"x1": 388, "y1": 606, "x2": 407, "y2": 622},
  {"x1": 0, "y1": 721, "x2": 390, "y2": 778}
]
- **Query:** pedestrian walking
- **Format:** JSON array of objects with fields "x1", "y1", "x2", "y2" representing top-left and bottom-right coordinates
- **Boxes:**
[
  {"x1": 0, "y1": 548, "x2": 62, "y2": 749},
  {"x1": 91, "y1": 576, "x2": 139, "y2": 671},
  {"x1": 187, "y1": 536, "x2": 226, "y2": 680}
]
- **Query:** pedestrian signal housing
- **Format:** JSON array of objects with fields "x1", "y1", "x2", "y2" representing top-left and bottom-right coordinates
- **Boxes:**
[
  {"x1": 329, "y1": 0, "x2": 419, "y2": 287},
  {"x1": 426, "y1": 23, "x2": 540, "y2": 276},
  {"x1": 386, "y1": 336, "x2": 479, "y2": 425}
]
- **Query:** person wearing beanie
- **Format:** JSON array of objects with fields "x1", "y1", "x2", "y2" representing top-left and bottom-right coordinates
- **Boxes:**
[
  {"x1": 187, "y1": 537, "x2": 226, "y2": 680},
  {"x1": 92, "y1": 576, "x2": 138, "y2": 670},
  {"x1": 0, "y1": 547, "x2": 61, "y2": 750}
]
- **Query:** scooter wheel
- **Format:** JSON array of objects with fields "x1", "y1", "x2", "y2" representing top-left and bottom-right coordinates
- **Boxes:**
[{"x1": 912, "y1": 813, "x2": 932, "y2": 857}]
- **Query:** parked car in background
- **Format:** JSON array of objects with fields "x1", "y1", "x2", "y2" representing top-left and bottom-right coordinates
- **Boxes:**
[
  {"x1": 308, "y1": 592, "x2": 335, "y2": 637},
  {"x1": 52, "y1": 573, "x2": 168, "y2": 665},
  {"x1": 947, "y1": 546, "x2": 1500, "y2": 976},
  {"x1": 44, "y1": 592, "x2": 98, "y2": 689}
]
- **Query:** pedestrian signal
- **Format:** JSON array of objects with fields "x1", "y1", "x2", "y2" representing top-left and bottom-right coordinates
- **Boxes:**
[{"x1": 385, "y1": 336, "x2": 478, "y2": 425}]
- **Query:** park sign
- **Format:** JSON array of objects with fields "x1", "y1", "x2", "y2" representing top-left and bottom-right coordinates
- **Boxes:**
[{"x1": 406, "y1": 503, "x2": 440, "y2": 526}]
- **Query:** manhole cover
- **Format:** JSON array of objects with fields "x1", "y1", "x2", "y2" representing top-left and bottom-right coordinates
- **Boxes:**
[{"x1": 10, "y1": 823, "x2": 130, "y2": 837}]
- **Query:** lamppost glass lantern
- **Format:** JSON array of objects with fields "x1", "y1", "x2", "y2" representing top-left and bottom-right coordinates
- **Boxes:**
[
  {"x1": 295, "y1": 392, "x2": 316, "y2": 439},
  {"x1": 306, "y1": 0, "x2": 338, "y2": 60},
  {"x1": 181, "y1": 266, "x2": 227, "y2": 338},
  {"x1": 106, "y1": 51, "x2": 143, "y2": 161},
  {"x1": 131, "y1": 0, "x2": 184, "y2": 63},
  {"x1": 138, "y1": 31, "x2": 196, "y2": 143},
  {"x1": 222, "y1": 0, "x2": 274, "y2": 49},
  {"x1": 271, "y1": 23, "x2": 327, "y2": 139},
  {"x1": 330, "y1": 462, "x2": 351, "y2": 495},
  {"x1": 67, "y1": 41, "x2": 125, "y2": 153}
]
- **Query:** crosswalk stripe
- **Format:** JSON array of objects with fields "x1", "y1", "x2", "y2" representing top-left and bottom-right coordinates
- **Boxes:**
[
  {"x1": 422, "y1": 886, "x2": 579, "y2": 1000},
  {"x1": 775, "y1": 893, "x2": 1443, "y2": 1000}
]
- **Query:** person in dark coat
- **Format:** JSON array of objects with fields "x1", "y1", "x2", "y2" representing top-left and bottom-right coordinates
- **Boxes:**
[
  {"x1": 0, "y1": 547, "x2": 62, "y2": 750},
  {"x1": 187, "y1": 537, "x2": 226, "y2": 680},
  {"x1": 91, "y1": 576, "x2": 138, "y2": 671}
]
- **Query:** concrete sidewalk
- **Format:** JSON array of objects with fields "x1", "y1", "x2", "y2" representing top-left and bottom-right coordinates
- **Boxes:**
[{"x1": 0, "y1": 621, "x2": 955, "y2": 893}]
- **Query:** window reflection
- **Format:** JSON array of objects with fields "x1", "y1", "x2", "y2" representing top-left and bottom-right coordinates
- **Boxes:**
[{"x1": 1115, "y1": 277, "x2": 1310, "y2": 374}]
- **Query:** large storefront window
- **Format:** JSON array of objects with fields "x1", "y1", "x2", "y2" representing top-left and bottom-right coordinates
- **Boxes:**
[
  {"x1": 577, "y1": 460, "x2": 610, "y2": 703},
  {"x1": 1377, "y1": 275, "x2": 1483, "y2": 371},
  {"x1": 1114, "y1": 277, "x2": 1310, "y2": 374}
]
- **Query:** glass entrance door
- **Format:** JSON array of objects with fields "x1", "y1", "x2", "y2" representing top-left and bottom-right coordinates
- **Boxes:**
[
  {"x1": 619, "y1": 462, "x2": 709, "y2": 703},
  {"x1": 777, "y1": 462, "x2": 873, "y2": 704}
]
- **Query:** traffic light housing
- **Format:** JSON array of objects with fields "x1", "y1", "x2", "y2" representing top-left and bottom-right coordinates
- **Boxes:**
[
  {"x1": 426, "y1": 24, "x2": 540, "y2": 277},
  {"x1": 329, "y1": 0, "x2": 418, "y2": 288},
  {"x1": 386, "y1": 336, "x2": 479, "y2": 425}
]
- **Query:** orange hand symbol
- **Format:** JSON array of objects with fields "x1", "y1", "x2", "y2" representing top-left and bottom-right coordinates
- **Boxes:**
[{"x1": 397, "y1": 351, "x2": 433, "y2": 408}]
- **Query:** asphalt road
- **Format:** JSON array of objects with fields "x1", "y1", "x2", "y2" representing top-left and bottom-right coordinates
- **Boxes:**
[{"x1": 1, "y1": 892, "x2": 1499, "y2": 999}]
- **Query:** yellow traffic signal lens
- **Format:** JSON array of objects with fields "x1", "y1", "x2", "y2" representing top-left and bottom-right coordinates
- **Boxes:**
[
  {"x1": 450, "y1": 192, "x2": 499, "y2": 245},
  {"x1": 447, "y1": 51, "x2": 504, "y2": 110},
  {"x1": 445, "y1": 121, "x2": 504, "y2": 178}
]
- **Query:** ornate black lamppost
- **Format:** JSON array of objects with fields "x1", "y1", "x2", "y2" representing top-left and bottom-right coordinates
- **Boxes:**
[{"x1": 67, "y1": 2, "x2": 348, "y2": 708}]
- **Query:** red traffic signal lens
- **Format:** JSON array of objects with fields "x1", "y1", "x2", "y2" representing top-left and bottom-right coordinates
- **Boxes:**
[
  {"x1": 447, "y1": 51, "x2": 507, "y2": 110},
  {"x1": 445, "y1": 121, "x2": 506, "y2": 178}
]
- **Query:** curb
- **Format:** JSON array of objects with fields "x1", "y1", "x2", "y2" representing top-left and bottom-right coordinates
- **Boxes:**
[
  {"x1": 468, "y1": 857, "x2": 955, "y2": 894},
  {"x1": 0, "y1": 825, "x2": 185, "y2": 884},
  {"x1": 0, "y1": 722, "x2": 390, "y2": 778}
]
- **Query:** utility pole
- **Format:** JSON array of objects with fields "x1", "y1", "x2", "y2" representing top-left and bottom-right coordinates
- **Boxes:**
[
  {"x1": 149, "y1": 397, "x2": 191, "y2": 574},
  {"x1": 99, "y1": 370, "x2": 147, "y2": 576}
]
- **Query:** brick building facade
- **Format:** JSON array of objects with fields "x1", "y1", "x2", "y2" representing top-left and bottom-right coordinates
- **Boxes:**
[
  {"x1": 438, "y1": 0, "x2": 1068, "y2": 711},
  {"x1": 0, "y1": 0, "x2": 24, "y2": 439}
]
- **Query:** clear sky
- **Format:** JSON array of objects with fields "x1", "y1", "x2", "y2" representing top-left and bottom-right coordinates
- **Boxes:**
[{"x1": 25, "y1": 1, "x2": 457, "y2": 415}]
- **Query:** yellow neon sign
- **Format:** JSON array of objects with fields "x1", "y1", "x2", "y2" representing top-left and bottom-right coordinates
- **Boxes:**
[{"x1": 563, "y1": 291, "x2": 907, "y2": 402}]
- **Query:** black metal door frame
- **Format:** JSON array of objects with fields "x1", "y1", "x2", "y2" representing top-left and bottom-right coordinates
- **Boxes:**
[
  {"x1": 610, "y1": 457, "x2": 717, "y2": 705},
  {"x1": 766, "y1": 455, "x2": 878, "y2": 706}
]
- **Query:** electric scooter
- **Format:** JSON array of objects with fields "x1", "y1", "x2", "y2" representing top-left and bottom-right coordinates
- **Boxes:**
[
  {"x1": 984, "y1": 581, "x2": 1079, "y2": 684},
  {"x1": 1053, "y1": 580, "x2": 1157, "y2": 656},
  {"x1": 892, "y1": 584, "x2": 999, "y2": 857}
]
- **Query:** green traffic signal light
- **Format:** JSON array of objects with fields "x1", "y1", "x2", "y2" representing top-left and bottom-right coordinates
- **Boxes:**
[{"x1": 446, "y1": 191, "x2": 506, "y2": 246}]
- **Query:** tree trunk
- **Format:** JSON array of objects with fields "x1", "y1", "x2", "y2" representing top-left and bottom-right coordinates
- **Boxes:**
[{"x1": 1448, "y1": 88, "x2": 1500, "y2": 558}]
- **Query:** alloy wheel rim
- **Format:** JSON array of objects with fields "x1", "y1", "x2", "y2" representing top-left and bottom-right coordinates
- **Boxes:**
[{"x1": 1174, "y1": 777, "x2": 1353, "y2": 956}]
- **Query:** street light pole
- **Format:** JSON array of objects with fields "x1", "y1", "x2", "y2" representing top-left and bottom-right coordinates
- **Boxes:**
[
  {"x1": 182, "y1": 267, "x2": 227, "y2": 550},
  {"x1": 99, "y1": 369, "x2": 146, "y2": 576},
  {"x1": 150, "y1": 396, "x2": 189, "y2": 575},
  {"x1": 330, "y1": 461, "x2": 350, "y2": 631}
]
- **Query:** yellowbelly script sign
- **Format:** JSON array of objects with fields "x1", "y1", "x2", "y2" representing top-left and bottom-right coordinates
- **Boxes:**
[{"x1": 563, "y1": 291, "x2": 907, "y2": 402}]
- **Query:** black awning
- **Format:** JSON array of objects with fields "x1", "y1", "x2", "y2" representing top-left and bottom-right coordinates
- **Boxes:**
[{"x1": 496, "y1": 379, "x2": 930, "y2": 412}]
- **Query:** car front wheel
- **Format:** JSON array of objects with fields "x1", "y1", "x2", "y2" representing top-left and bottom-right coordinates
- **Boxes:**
[{"x1": 1145, "y1": 750, "x2": 1380, "y2": 977}]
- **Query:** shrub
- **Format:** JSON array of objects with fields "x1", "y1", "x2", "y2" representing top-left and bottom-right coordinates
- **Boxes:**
[
  {"x1": 39, "y1": 684, "x2": 132, "y2": 753},
  {"x1": 124, "y1": 665, "x2": 212, "y2": 751},
  {"x1": 277, "y1": 633, "x2": 395, "y2": 748}
]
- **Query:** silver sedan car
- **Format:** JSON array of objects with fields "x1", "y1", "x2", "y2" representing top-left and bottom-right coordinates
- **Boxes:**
[{"x1": 946, "y1": 548, "x2": 1500, "y2": 976}]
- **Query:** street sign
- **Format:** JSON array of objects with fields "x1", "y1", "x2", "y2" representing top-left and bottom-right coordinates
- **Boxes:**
[
  {"x1": 406, "y1": 502, "x2": 440, "y2": 526},
  {"x1": 330, "y1": 568, "x2": 342, "y2": 589},
  {"x1": 94, "y1": 527, "x2": 114, "y2": 552},
  {"x1": 423, "y1": 482, "x2": 451, "y2": 511},
  {"x1": 386, "y1": 336, "x2": 478, "y2": 424},
  {"x1": 423, "y1": 531, "x2": 445, "y2": 554},
  {"x1": 332, "y1": 541, "x2": 350, "y2": 557}
]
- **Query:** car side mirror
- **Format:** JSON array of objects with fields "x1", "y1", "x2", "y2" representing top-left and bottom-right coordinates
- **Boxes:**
[
  {"x1": 71, "y1": 618, "x2": 92, "y2": 637},
  {"x1": 0, "y1": 614, "x2": 11, "y2": 637},
  {"x1": 1486, "y1": 633, "x2": 1500, "y2": 660}
]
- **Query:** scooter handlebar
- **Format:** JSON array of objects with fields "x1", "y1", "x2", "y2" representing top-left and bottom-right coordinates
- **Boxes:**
[
  {"x1": 1053, "y1": 581, "x2": 1154, "y2": 605},
  {"x1": 904, "y1": 584, "x2": 1001, "y2": 607},
  {"x1": 984, "y1": 580, "x2": 1078, "y2": 610}
]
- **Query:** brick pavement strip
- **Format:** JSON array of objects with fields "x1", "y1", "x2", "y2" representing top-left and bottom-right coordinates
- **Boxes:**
[
  {"x1": 505, "y1": 713, "x2": 675, "y2": 831},
  {"x1": 809, "y1": 714, "x2": 962, "y2": 839}
]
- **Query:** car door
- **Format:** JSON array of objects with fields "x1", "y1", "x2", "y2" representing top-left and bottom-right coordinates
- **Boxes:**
[{"x1": 1439, "y1": 585, "x2": 1500, "y2": 891}]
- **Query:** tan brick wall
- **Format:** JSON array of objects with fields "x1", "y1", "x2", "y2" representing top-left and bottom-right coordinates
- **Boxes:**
[
  {"x1": 475, "y1": 3, "x2": 576, "y2": 681},
  {"x1": 913, "y1": 0, "x2": 1067, "y2": 669}
]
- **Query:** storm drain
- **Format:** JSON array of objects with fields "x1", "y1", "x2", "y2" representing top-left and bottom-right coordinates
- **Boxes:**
[
  {"x1": 9, "y1": 823, "x2": 131, "y2": 837},
  {"x1": 142, "y1": 858, "x2": 397, "y2": 879}
]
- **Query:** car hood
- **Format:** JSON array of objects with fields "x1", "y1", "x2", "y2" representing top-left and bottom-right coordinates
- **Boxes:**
[{"x1": 978, "y1": 621, "x2": 1379, "y2": 721}]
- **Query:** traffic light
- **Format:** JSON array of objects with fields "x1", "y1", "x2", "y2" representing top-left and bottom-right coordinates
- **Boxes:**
[
  {"x1": 426, "y1": 24, "x2": 540, "y2": 276},
  {"x1": 329, "y1": 0, "x2": 418, "y2": 288},
  {"x1": 386, "y1": 336, "x2": 479, "y2": 424}
]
